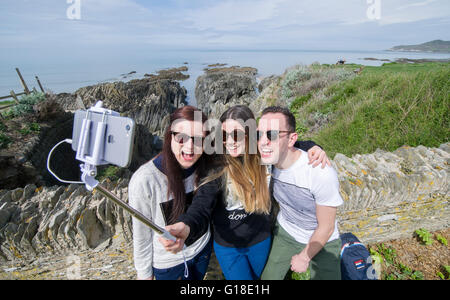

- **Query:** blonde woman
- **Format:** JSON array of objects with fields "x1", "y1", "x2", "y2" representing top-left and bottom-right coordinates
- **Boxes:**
[{"x1": 161, "y1": 105, "x2": 328, "y2": 279}]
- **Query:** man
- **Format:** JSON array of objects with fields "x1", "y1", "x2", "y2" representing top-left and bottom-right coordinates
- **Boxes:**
[{"x1": 258, "y1": 106, "x2": 343, "y2": 280}]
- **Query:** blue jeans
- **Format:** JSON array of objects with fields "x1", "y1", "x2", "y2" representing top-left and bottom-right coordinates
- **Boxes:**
[
  {"x1": 153, "y1": 239, "x2": 212, "y2": 280},
  {"x1": 213, "y1": 237, "x2": 272, "y2": 280}
]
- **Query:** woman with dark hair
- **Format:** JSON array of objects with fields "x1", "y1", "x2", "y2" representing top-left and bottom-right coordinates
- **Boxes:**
[
  {"x1": 161, "y1": 105, "x2": 329, "y2": 280},
  {"x1": 128, "y1": 105, "x2": 214, "y2": 280}
]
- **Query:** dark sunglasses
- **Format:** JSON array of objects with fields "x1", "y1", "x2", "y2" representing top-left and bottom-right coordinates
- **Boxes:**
[
  {"x1": 256, "y1": 130, "x2": 291, "y2": 141},
  {"x1": 171, "y1": 131, "x2": 204, "y2": 147},
  {"x1": 222, "y1": 129, "x2": 246, "y2": 143}
]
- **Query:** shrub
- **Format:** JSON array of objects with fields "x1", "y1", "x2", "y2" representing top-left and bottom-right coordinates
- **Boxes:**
[
  {"x1": 281, "y1": 65, "x2": 312, "y2": 99},
  {"x1": 0, "y1": 133, "x2": 12, "y2": 149},
  {"x1": 9, "y1": 92, "x2": 46, "y2": 117},
  {"x1": 290, "y1": 93, "x2": 312, "y2": 111},
  {"x1": 281, "y1": 65, "x2": 354, "y2": 101}
]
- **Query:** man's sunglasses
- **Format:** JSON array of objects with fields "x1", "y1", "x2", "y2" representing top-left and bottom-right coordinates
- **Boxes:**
[
  {"x1": 222, "y1": 130, "x2": 246, "y2": 143},
  {"x1": 171, "y1": 131, "x2": 204, "y2": 147},
  {"x1": 256, "y1": 130, "x2": 291, "y2": 141}
]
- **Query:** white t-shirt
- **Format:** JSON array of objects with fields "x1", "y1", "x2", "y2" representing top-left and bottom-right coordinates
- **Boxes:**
[{"x1": 271, "y1": 149, "x2": 343, "y2": 244}]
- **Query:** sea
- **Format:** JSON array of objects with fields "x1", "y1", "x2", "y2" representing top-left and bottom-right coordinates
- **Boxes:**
[{"x1": 1, "y1": 49, "x2": 449, "y2": 106}]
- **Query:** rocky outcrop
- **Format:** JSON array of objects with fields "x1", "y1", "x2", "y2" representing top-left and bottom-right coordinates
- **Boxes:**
[
  {"x1": 74, "y1": 77, "x2": 187, "y2": 136},
  {"x1": 195, "y1": 66, "x2": 258, "y2": 118},
  {"x1": 0, "y1": 179, "x2": 132, "y2": 261},
  {"x1": 335, "y1": 143, "x2": 449, "y2": 244},
  {"x1": 0, "y1": 143, "x2": 448, "y2": 262}
]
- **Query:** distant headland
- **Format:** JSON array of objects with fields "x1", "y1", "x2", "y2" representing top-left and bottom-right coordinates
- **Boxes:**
[{"x1": 387, "y1": 40, "x2": 450, "y2": 53}]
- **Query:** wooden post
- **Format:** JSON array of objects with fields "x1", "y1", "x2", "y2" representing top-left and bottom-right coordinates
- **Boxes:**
[
  {"x1": 35, "y1": 76, "x2": 45, "y2": 93},
  {"x1": 15, "y1": 68, "x2": 30, "y2": 94},
  {"x1": 10, "y1": 90, "x2": 19, "y2": 104}
]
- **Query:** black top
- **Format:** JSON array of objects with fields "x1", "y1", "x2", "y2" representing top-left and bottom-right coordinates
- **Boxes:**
[{"x1": 178, "y1": 140, "x2": 319, "y2": 248}]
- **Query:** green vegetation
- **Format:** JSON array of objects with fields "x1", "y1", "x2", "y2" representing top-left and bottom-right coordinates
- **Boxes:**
[
  {"x1": 0, "y1": 120, "x2": 11, "y2": 149},
  {"x1": 287, "y1": 269, "x2": 310, "y2": 280},
  {"x1": 436, "y1": 234, "x2": 448, "y2": 246},
  {"x1": 370, "y1": 243, "x2": 424, "y2": 280},
  {"x1": 1, "y1": 92, "x2": 46, "y2": 118},
  {"x1": 415, "y1": 228, "x2": 434, "y2": 246},
  {"x1": 290, "y1": 62, "x2": 450, "y2": 158},
  {"x1": 0, "y1": 100, "x2": 15, "y2": 107},
  {"x1": 281, "y1": 64, "x2": 354, "y2": 101},
  {"x1": 97, "y1": 165, "x2": 122, "y2": 182},
  {"x1": 437, "y1": 265, "x2": 450, "y2": 280},
  {"x1": 18, "y1": 122, "x2": 40, "y2": 136},
  {"x1": 0, "y1": 133, "x2": 12, "y2": 149}
]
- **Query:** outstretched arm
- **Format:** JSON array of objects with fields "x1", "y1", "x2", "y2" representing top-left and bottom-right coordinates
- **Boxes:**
[{"x1": 159, "y1": 178, "x2": 221, "y2": 253}]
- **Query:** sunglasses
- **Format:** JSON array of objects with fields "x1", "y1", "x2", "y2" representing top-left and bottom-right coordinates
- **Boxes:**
[
  {"x1": 222, "y1": 129, "x2": 246, "y2": 143},
  {"x1": 171, "y1": 131, "x2": 204, "y2": 147},
  {"x1": 256, "y1": 130, "x2": 291, "y2": 141}
]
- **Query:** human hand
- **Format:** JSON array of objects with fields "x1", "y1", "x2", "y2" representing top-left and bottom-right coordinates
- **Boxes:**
[
  {"x1": 158, "y1": 222, "x2": 190, "y2": 254},
  {"x1": 290, "y1": 252, "x2": 310, "y2": 274},
  {"x1": 307, "y1": 146, "x2": 331, "y2": 168}
]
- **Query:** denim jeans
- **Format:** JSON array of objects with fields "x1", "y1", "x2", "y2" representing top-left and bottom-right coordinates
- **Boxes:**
[
  {"x1": 213, "y1": 236, "x2": 272, "y2": 280},
  {"x1": 153, "y1": 239, "x2": 212, "y2": 280}
]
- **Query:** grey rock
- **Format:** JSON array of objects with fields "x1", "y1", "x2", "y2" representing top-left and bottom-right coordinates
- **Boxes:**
[{"x1": 195, "y1": 66, "x2": 258, "y2": 118}]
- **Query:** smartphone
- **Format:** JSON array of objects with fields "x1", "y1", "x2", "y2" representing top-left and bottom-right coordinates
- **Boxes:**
[{"x1": 72, "y1": 109, "x2": 135, "y2": 168}]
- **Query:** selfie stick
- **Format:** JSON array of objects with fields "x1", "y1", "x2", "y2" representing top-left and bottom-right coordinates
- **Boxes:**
[{"x1": 47, "y1": 101, "x2": 176, "y2": 242}]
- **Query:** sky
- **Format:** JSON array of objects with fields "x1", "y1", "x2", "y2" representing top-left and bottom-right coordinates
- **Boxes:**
[{"x1": 1, "y1": 0, "x2": 449, "y2": 61}]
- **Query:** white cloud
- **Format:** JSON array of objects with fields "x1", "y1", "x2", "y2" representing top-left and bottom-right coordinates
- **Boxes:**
[
  {"x1": 1, "y1": 0, "x2": 449, "y2": 51},
  {"x1": 183, "y1": 0, "x2": 286, "y2": 31}
]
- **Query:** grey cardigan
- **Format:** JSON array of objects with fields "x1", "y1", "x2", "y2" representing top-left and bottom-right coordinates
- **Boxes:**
[{"x1": 128, "y1": 159, "x2": 211, "y2": 279}]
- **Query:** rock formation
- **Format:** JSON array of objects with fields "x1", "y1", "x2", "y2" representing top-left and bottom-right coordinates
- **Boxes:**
[
  {"x1": 195, "y1": 66, "x2": 258, "y2": 118},
  {"x1": 335, "y1": 143, "x2": 449, "y2": 243}
]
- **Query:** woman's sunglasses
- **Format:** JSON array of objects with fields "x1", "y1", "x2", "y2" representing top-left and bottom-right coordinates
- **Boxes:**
[
  {"x1": 171, "y1": 131, "x2": 204, "y2": 147},
  {"x1": 256, "y1": 130, "x2": 291, "y2": 141},
  {"x1": 222, "y1": 130, "x2": 246, "y2": 143}
]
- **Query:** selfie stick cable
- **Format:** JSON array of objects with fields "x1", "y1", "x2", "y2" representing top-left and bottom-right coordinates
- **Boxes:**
[{"x1": 46, "y1": 101, "x2": 188, "y2": 278}]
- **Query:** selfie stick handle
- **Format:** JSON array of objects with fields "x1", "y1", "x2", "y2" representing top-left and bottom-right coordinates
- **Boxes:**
[{"x1": 94, "y1": 184, "x2": 168, "y2": 236}]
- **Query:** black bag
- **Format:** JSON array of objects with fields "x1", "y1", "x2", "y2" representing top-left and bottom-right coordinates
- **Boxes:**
[{"x1": 340, "y1": 232, "x2": 377, "y2": 280}]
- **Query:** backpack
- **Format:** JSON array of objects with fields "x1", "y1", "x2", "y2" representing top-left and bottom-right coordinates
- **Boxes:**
[{"x1": 340, "y1": 232, "x2": 377, "y2": 280}]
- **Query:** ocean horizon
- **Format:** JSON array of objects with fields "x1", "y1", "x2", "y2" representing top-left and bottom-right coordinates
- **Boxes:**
[{"x1": 1, "y1": 49, "x2": 449, "y2": 105}]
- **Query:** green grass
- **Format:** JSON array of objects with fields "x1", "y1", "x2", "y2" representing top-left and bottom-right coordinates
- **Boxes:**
[
  {"x1": 293, "y1": 62, "x2": 450, "y2": 158},
  {"x1": 0, "y1": 100, "x2": 15, "y2": 107}
]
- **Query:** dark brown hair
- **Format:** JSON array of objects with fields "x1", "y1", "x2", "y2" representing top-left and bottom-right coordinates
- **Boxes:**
[
  {"x1": 161, "y1": 105, "x2": 208, "y2": 224},
  {"x1": 261, "y1": 106, "x2": 296, "y2": 133}
]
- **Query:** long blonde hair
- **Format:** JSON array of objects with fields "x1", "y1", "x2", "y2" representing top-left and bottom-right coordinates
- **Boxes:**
[
  {"x1": 225, "y1": 146, "x2": 271, "y2": 214},
  {"x1": 199, "y1": 105, "x2": 271, "y2": 214}
]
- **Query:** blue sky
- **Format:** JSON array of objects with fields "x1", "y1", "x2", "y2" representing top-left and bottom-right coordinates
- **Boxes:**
[{"x1": 1, "y1": 0, "x2": 449, "y2": 58}]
